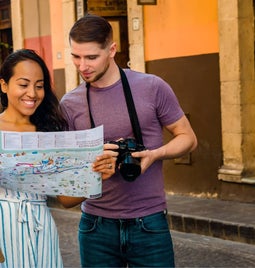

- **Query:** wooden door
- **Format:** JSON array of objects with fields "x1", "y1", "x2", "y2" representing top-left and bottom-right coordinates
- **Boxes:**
[
  {"x1": 85, "y1": 0, "x2": 130, "y2": 68},
  {"x1": 0, "y1": 1, "x2": 12, "y2": 63},
  {"x1": 107, "y1": 16, "x2": 129, "y2": 68}
]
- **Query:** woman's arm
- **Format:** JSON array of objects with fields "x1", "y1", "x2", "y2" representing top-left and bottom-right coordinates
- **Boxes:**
[{"x1": 56, "y1": 196, "x2": 85, "y2": 208}]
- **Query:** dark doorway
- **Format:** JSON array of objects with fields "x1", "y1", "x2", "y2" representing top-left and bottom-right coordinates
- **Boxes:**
[
  {"x1": 105, "y1": 16, "x2": 129, "y2": 68},
  {"x1": 0, "y1": 0, "x2": 13, "y2": 64},
  {"x1": 84, "y1": 0, "x2": 130, "y2": 68}
]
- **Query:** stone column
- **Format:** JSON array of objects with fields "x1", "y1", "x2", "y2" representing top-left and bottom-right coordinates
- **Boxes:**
[
  {"x1": 10, "y1": 0, "x2": 23, "y2": 50},
  {"x1": 62, "y1": 0, "x2": 77, "y2": 92},
  {"x1": 218, "y1": 0, "x2": 255, "y2": 183},
  {"x1": 127, "y1": 0, "x2": 145, "y2": 72}
]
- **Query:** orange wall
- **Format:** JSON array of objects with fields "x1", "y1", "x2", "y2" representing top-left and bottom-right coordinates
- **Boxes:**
[
  {"x1": 24, "y1": 36, "x2": 53, "y2": 77},
  {"x1": 23, "y1": 0, "x2": 53, "y2": 78},
  {"x1": 50, "y1": 0, "x2": 65, "y2": 69},
  {"x1": 143, "y1": 0, "x2": 219, "y2": 60}
]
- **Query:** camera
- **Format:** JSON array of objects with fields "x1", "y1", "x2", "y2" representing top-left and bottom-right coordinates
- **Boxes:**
[{"x1": 108, "y1": 138, "x2": 146, "y2": 182}]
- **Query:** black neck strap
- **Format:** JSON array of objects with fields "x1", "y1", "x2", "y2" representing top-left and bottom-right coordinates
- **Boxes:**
[{"x1": 86, "y1": 66, "x2": 144, "y2": 145}]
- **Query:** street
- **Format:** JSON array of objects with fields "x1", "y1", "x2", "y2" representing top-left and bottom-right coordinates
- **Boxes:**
[
  {"x1": 173, "y1": 231, "x2": 255, "y2": 268},
  {"x1": 51, "y1": 208, "x2": 255, "y2": 268}
]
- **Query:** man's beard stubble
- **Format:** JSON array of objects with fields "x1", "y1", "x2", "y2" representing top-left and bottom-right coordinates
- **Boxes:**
[{"x1": 81, "y1": 62, "x2": 110, "y2": 84}]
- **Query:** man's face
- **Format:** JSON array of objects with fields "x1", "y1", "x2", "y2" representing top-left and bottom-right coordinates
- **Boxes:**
[{"x1": 70, "y1": 40, "x2": 116, "y2": 85}]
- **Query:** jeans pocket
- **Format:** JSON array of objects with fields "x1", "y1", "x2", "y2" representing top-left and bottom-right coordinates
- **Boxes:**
[
  {"x1": 139, "y1": 213, "x2": 170, "y2": 233},
  {"x1": 79, "y1": 213, "x2": 97, "y2": 234}
]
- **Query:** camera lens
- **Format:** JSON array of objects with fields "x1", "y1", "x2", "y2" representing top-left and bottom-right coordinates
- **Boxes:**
[
  {"x1": 106, "y1": 138, "x2": 145, "y2": 181},
  {"x1": 119, "y1": 154, "x2": 141, "y2": 182}
]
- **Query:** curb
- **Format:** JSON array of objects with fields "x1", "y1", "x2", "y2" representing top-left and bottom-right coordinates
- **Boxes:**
[{"x1": 168, "y1": 212, "x2": 255, "y2": 245}]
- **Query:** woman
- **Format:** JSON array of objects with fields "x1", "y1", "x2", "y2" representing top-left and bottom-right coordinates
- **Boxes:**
[{"x1": 0, "y1": 49, "x2": 116, "y2": 267}]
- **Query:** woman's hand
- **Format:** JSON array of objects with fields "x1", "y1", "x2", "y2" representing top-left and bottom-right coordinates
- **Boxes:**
[{"x1": 92, "y1": 143, "x2": 119, "y2": 180}]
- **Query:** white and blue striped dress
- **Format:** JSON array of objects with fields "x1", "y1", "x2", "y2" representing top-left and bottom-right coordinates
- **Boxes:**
[{"x1": 0, "y1": 187, "x2": 63, "y2": 268}]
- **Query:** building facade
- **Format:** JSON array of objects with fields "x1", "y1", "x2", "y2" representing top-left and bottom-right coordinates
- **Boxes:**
[{"x1": 1, "y1": 0, "x2": 255, "y2": 202}]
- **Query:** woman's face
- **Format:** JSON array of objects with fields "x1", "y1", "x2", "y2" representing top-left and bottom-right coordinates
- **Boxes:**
[{"x1": 0, "y1": 59, "x2": 45, "y2": 118}]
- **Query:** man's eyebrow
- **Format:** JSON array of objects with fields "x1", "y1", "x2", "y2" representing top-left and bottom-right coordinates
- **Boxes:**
[{"x1": 71, "y1": 53, "x2": 98, "y2": 57}]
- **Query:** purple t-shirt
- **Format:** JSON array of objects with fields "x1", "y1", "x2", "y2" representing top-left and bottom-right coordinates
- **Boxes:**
[{"x1": 60, "y1": 69, "x2": 184, "y2": 218}]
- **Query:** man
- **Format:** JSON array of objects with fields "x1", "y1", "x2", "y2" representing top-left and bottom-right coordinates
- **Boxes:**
[{"x1": 60, "y1": 13, "x2": 197, "y2": 267}]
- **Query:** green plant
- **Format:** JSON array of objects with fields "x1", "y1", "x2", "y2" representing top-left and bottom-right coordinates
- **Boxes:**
[{"x1": 0, "y1": 42, "x2": 12, "y2": 49}]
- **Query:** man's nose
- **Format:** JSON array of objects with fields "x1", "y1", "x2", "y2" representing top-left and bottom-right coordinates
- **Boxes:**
[{"x1": 79, "y1": 58, "x2": 89, "y2": 71}]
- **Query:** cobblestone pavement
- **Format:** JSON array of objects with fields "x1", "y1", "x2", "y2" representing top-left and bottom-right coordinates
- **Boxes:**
[
  {"x1": 51, "y1": 208, "x2": 255, "y2": 268},
  {"x1": 51, "y1": 208, "x2": 81, "y2": 268},
  {"x1": 173, "y1": 231, "x2": 255, "y2": 268}
]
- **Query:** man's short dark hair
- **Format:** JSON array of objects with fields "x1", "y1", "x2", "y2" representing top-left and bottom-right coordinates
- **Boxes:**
[{"x1": 69, "y1": 13, "x2": 113, "y2": 49}]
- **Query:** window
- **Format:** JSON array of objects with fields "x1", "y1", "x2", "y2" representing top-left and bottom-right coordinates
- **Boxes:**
[{"x1": 0, "y1": 5, "x2": 11, "y2": 29}]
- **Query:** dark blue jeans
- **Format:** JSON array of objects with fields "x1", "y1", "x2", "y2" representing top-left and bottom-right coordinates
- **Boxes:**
[{"x1": 78, "y1": 211, "x2": 175, "y2": 267}]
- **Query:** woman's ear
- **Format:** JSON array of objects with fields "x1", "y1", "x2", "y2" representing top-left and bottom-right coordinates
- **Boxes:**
[{"x1": 0, "y1": 79, "x2": 7, "y2": 93}]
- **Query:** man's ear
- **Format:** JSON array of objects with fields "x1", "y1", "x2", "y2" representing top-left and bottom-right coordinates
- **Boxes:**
[
  {"x1": 0, "y1": 79, "x2": 7, "y2": 93},
  {"x1": 109, "y1": 42, "x2": 117, "y2": 58}
]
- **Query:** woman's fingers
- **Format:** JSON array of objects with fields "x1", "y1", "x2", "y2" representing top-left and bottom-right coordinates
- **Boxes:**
[{"x1": 92, "y1": 154, "x2": 117, "y2": 180}]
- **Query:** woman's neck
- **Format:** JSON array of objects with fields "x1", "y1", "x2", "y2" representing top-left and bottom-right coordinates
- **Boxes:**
[{"x1": 0, "y1": 111, "x2": 35, "y2": 132}]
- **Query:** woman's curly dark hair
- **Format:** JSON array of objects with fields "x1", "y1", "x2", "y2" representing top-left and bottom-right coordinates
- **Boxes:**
[{"x1": 0, "y1": 49, "x2": 67, "y2": 131}]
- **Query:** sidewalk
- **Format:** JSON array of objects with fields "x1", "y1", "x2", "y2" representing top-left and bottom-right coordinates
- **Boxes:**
[
  {"x1": 48, "y1": 193, "x2": 255, "y2": 246},
  {"x1": 166, "y1": 194, "x2": 255, "y2": 245}
]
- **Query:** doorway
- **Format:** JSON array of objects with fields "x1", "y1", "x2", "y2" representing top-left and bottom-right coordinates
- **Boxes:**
[
  {"x1": 84, "y1": 0, "x2": 130, "y2": 68},
  {"x1": 0, "y1": 0, "x2": 13, "y2": 63}
]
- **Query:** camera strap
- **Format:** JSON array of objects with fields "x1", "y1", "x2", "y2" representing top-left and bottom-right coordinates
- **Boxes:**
[{"x1": 86, "y1": 66, "x2": 144, "y2": 145}]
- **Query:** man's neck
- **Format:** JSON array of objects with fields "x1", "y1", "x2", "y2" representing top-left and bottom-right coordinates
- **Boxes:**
[{"x1": 90, "y1": 63, "x2": 121, "y2": 88}]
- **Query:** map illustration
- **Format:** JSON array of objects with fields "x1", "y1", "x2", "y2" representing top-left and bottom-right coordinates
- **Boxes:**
[{"x1": 0, "y1": 126, "x2": 103, "y2": 198}]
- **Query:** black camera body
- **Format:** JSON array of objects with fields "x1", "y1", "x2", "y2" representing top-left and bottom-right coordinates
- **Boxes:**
[{"x1": 108, "y1": 138, "x2": 146, "y2": 182}]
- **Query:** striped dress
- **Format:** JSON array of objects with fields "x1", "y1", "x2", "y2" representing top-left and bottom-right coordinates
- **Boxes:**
[{"x1": 0, "y1": 187, "x2": 63, "y2": 268}]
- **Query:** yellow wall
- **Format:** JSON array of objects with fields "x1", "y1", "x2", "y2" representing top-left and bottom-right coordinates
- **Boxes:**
[
  {"x1": 143, "y1": 0, "x2": 219, "y2": 60},
  {"x1": 23, "y1": 0, "x2": 50, "y2": 39}
]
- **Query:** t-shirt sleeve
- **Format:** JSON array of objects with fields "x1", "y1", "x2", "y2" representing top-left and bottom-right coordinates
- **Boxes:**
[
  {"x1": 59, "y1": 96, "x2": 75, "y2": 131},
  {"x1": 154, "y1": 76, "x2": 184, "y2": 126}
]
